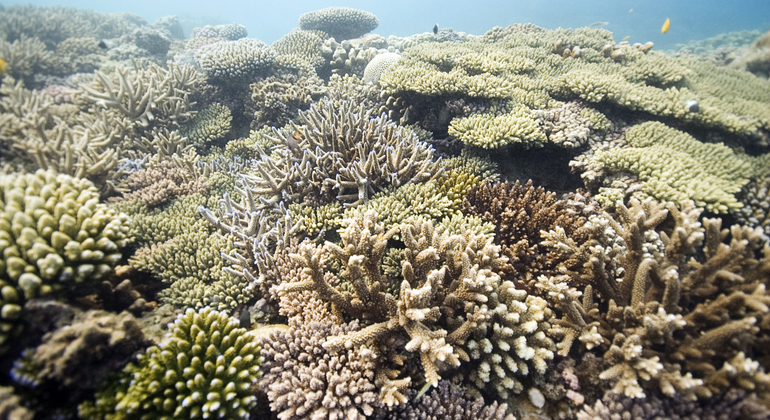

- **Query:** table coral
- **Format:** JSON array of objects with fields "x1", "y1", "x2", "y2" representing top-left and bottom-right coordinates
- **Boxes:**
[
  {"x1": 298, "y1": 7, "x2": 379, "y2": 41},
  {"x1": 195, "y1": 38, "x2": 276, "y2": 83},
  {"x1": 594, "y1": 121, "x2": 770, "y2": 213},
  {"x1": 380, "y1": 24, "x2": 770, "y2": 147}
]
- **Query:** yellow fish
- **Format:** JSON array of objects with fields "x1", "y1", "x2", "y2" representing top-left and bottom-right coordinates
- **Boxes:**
[
  {"x1": 622, "y1": 35, "x2": 631, "y2": 41},
  {"x1": 0, "y1": 58, "x2": 6, "y2": 75},
  {"x1": 661, "y1": 18, "x2": 671, "y2": 33},
  {"x1": 629, "y1": 8, "x2": 633, "y2": 13}
]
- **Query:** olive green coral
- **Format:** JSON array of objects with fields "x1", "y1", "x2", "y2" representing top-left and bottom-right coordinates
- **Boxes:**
[
  {"x1": 1, "y1": 170, "x2": 131, "y2": 351},
  {"x1": 79, "y1": 307, "x2": 262, "y2": 420},
  {"x1": 178, "y1": 103, "x2": 232, "y2": 147},
  {"x1": 595, "y1": 121, "x2": 770, "y2": 213}
]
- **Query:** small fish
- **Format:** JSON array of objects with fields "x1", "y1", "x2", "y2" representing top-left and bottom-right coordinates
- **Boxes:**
[
  {"x1": 98, "y1": 40, "x2": 108, "y2": 50},
  {"x1": 0, "y1": 58, "x2": 5, "y2": 75},
  {"x1": 685, "y1": 99, "x2": 699, "y2": 112},
  {"x1": 661, "y1": 18, "x2": 671, "y2": 34},
  {"x1": 629, "y1": 8, "x2": 633, "y2": 13},
  {"x1": 433, "y1": 23, "x2": 439, "y2": 35},
  {"x1": 622, "y1": 35, "x2": 631, "y2": 41}
]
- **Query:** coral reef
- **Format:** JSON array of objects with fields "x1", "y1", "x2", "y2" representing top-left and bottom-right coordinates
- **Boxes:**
[{"x1": 2, "y1": 4, "x2": 770, "y2": 420}]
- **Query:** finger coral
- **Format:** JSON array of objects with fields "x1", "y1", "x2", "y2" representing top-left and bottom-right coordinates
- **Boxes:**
[
  {"x1": 79, "y1": 307, "x2": 262, "y2": 420},
  {"x1": 0, "y1": 170, "x2": 132, "y2": 353}
]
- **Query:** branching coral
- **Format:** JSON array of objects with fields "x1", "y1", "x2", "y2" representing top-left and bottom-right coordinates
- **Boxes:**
[
  {"x1": 273, "y1": 211, "x2": 552, "y2": 406},
  {"x1": 260, "y1": 292, "x2": 381, "y2": 420},
  {"x1": 537, "y1": 198, "x2": 770, "y2": 403},
  {"x1": 242, "y1": 98, "x2": 441, "y2": 209},
  {"x1": 195, "y1": 38, "x2": 276, "y2": 83},
  {"x1": 77, "y1": 62, "x2": 197, "y2": 129},
  {"x1": 462, "y1": 180, "x2": 591, "y2": 283}
]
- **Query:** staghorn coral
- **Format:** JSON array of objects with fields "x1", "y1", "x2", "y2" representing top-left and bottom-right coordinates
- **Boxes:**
[
  {"x1": 593, "y1": 121, "x2": 770, "y2": 213},
  {"x1": 298, "y1": 7, "x2": 379, "y2": 41},
  {"x1": 538, "y1": 198, "x2": 770, "y2": 403},
  {"x1": 241, "y1": 98, "x2": 441, "y2": 208},
  {"x1": 0, "y1": 170, "x2": 132, "y2": 353},
  {"x1": 77, "y1": 62, "x2": 197, "y2": 129},
  {"x1": 79, "y1": 307, "x2": 262, "y2": 420},
  {"x1": 0, "y1": 34, "x2": 54, "y2": 83},
  {"x1": 321, "y1": 36, "x2": 390, "y2": 78},
  {"x1": 0, "y1": 385, "x2": 34, "y2": 420},
  {"x1": 275, "y1": 211, "x2": 553, "y2": 405}
]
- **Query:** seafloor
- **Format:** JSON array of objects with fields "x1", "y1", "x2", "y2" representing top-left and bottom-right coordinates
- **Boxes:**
[{"x1": 1, "y1": 4, "x2": 770, "y2": 420}]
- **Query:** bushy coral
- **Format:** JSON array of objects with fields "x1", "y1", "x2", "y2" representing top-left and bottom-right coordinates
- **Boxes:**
[{"x1": 79, "y1": 307, "x2": 261, "y2": 420}]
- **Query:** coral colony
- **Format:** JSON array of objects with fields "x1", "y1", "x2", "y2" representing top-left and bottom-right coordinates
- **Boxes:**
[{"x1": 1, "y1": 4, "x2": 770, "y2": 420}]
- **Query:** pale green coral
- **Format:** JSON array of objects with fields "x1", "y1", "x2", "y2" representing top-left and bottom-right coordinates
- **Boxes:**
[
  {"x1": 290, "y1": 202, "x2": 343, "y2": 237},
  {"x1": 448, "y1": 104, "x2": 547, "y2": 148},
  {"x1": 343, "y1": 182, "x2": 456, "y2": 232},
  {"x1": 0, "y1": 170, "x2": 131, "y2": 352},
  {"x1": 595, "y1": 121, "x2": 770, "y2": 213},
  {"x1": 380, "y1": 25, "x2": 770, "y2": 143},
  {"x1": 79, "y1": 307, "x2": 261, "y2": 420},
  {"x1": 179, "y1": 103, "x2": 232, "y2": 147}
]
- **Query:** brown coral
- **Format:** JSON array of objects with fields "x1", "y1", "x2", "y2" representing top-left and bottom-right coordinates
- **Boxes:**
[{"x1": 462, "y1": 180, "x2": 591, "y2": 284}]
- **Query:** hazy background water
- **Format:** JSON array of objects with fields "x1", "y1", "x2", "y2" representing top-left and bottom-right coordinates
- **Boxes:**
[{"x1": 4, "y1": 0, "x2": 770, "y2": 49}]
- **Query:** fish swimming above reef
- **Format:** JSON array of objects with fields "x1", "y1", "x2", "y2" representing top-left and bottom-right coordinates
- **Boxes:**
[
  {"x1": 662, "y1": 18, "x2": 671, "y2": 33},
  {"x1": 0, "y1": 58, "x2": 6, "y2": 75},
  {"x1": 433, "y1": 23, "x2": 439, "y2": 34}
]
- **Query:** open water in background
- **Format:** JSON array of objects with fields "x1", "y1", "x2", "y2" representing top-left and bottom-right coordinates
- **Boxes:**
[{"x1": 4, "y1": 0, "x2": 770, "y2": 49}]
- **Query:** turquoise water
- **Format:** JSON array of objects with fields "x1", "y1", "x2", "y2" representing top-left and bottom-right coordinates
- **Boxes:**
[{"x1": 9, "y1": 0, "x2": 770, "y2": 48}]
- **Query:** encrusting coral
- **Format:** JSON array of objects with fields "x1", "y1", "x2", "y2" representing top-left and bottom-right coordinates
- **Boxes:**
[{"x1": 78, "y1": 307, "x2": 262, "y2": 420}]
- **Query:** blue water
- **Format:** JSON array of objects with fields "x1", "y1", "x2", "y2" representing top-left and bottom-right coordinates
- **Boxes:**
[{"x1": 5, "y1": 0, "x2": 770, "y2": 48}]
